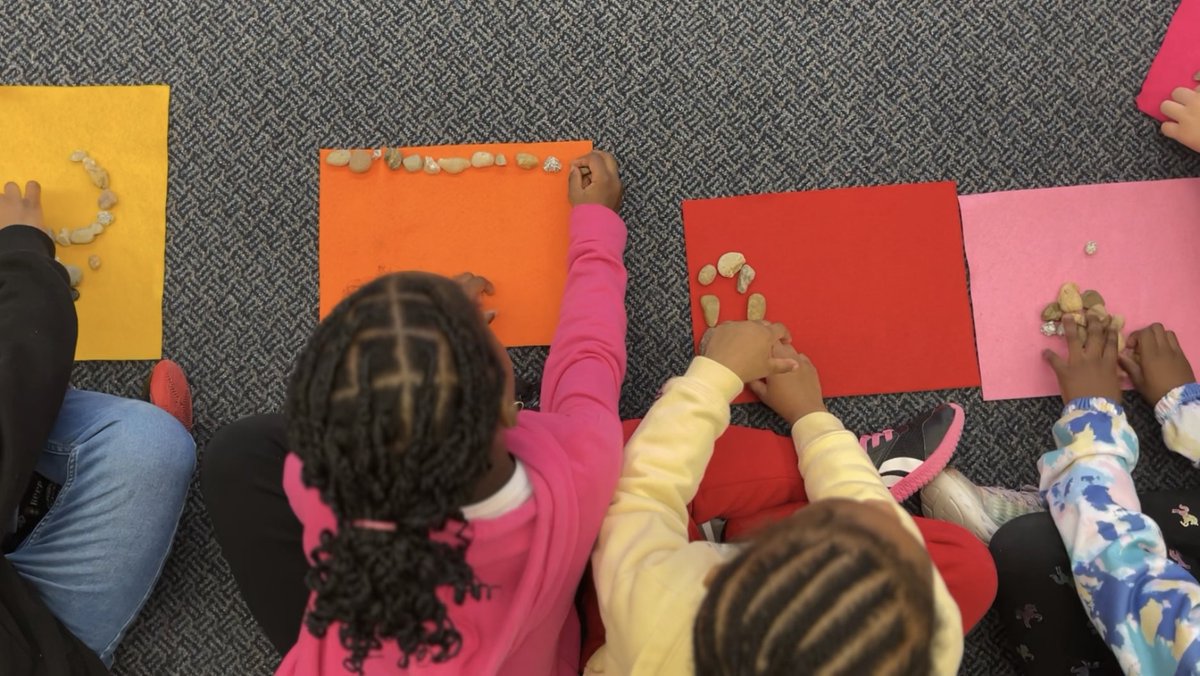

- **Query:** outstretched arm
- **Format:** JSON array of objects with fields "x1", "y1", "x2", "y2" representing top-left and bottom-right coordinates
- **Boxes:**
[
  {"x1": 1044, "y1": 317, "x2": 1200, "y2": 672},
  {"x1": 539, "y1": 152, "x2": 628, "y2": 422}
]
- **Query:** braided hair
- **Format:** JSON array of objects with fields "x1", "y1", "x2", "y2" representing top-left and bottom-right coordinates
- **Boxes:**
[
  {"x1": 285, "y1": 271, "x2": 507, "y2": 674},
  {"x1": 693, "y1": 499, "x2": 936, "y2": 676}
]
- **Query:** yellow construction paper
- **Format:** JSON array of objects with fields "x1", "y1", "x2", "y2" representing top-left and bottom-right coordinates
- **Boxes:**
[{"x1": 0, "y1": 85, "x2": 169, "y2": 360}]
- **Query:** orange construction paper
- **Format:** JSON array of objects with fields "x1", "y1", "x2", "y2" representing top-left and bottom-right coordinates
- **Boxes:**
[
  {"x1": 682, "y1": 181, "x2": 980, "y2": 401},
  {"x1": 319, "y1": 141, "x2": 592, "y2": 346},
  {"x1": 0, "y1": 85, "x2": 170, "y2": 361}
]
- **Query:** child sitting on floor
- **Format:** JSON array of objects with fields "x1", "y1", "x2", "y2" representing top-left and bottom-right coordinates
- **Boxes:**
[
  {"x1": 925, "y1": 317, "x2": 1200, "y2": 674},
  {"x1": 587, "y1": 320, "x2": 995, "y2": 675},
  {"x1": 203, "y1": 152, "x2": 630, "y2": 675}
]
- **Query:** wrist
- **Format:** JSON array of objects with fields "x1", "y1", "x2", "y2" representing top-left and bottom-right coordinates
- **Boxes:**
[{"x1": 783, "y1": 403, "x2": 827, "y2": 426}]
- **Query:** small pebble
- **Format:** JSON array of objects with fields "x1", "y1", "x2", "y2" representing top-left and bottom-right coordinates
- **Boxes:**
[
  {"x1": 90, "y1": 222, "x2": 104, "y2": 235},
  {"x1": 97, "y1": 211, "x2": 113, "y2": 226},
  {"x1": 69, "y1": 227, "x2": 96, "y2": 244},
  {"x1": 403, "y1": 153, "x2": 423, "y2": 172},
  {"x1": 348, "y1": 149, "x2": 373, "y2": 173},
  {"x1": 372, "y1": 148, "x2": 383, "y2": 159},
  {"x1": 717, "y1": 252, "x2": 746, "y2": 278},
  {"x1": 70, "y1": 288, "x2": 80, "y2": 301},
  {"x1": 424, "y1": 156, "x2": 441, "y2": 174},
  {"x1": 64, "y1": 263, "x2": 83, "y2": 287},
  {"x1": 736, "y1": 264, "x2": 756, "y2": 294},
  {"x1": 470, "y1": 151, "x2": 495, "y2": 168},
  {"x1": 55, "y1": 229, "x2": 71, "y2": 247},
  {"x1": 1195, "y1": 70, "x2": 1200, "y2": 82},
  {"x1": 515, "y1": 153, "x2": 539, "y2": 170},
  {"x1": 697, "y1": 264, "x2": 717, "y2": 286},
  {"x1": 747, "y1": 293, "x2": 767, "y2": 321},
  {"x1": 543, "y1": 156, "x2": 562, "y2": 173},
  {"x1": 383, "y1": 147, "x2": 404, "y2": 170},
  {"x1": 700, "y1": 295, "x2": 720, "y2": 327},
  {"x1": 1084, "y1": 240, "x2": 1097, "y2": 256},
  {"x1": 69, "y1": 150, "x2": 88, "y2": 162},
  {"x1": 86, "y1": 165, "x2": 110, "y2": 190},
  {"x1": 495, "y1": 153, "x2": 507, "y2": 166},
  {"x1": 88, "y1": 255, "x2": 101, "y2": 270},
  {"x1": 97, "y1": 190, "x2": 118, "y2": 210},
  {"x1": 82, "y1": 157, "x2": 97, "y2": 170},
  {"x1": 326, "y1": 149, "x2": 352, "y2": 167},
  {"x1": 439, "y1": 157, "x2": 471, "y2": 174},
  {"x1": 1040, "y1": 321, "x2": 1058, "y2": 337}
]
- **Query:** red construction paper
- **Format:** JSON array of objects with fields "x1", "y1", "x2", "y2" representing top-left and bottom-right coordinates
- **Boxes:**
[
  {"x1": 319, "y1": 140, "x2": 591, "y2": 346},
  {"x1": 1137, "y1": 0, "x2": 1200, "y2": 121},
  {"x1": 682, "y1": 181, "x2": 980, "y2": 401}
]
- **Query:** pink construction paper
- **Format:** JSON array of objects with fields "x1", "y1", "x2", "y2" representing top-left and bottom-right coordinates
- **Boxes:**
[
  {"x1": 1137, "y1": 0, "x2": 1200, "y2": 121},
  {"x1": 961, "y1": 178, "x2": 1200, "y2": 401}
]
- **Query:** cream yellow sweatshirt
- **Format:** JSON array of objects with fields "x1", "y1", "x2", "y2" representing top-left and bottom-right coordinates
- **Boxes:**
[{"x1": 586, "y1": 357, "x2": 963, "y2": 675}]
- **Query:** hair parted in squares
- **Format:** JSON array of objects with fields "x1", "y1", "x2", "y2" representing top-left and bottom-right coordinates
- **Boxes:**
[
  {"x1": 693, "y1": 501, "x2": 936, "y2": 676},
  {"x1": 285, "y1": 271, "x2": 507, "y2": 674}
]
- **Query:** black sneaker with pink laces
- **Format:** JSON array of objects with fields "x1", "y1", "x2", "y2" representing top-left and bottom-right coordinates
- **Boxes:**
[{"x1": 859, "y1": 403, "x2": 964, "y2": 502}]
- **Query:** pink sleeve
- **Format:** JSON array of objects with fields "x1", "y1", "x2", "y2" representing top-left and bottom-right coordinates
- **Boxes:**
[{"x1": 539, "y1": 204, "x2": 628, "y2": 421}]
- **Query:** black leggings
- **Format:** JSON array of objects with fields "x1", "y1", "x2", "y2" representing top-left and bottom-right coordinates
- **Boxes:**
[
  {"x1": 991, "y1": 491, "x2": 1200, "y2": 675},
  {"x1": 201, "y1": 413, "x2": 308, "y2": 655}
]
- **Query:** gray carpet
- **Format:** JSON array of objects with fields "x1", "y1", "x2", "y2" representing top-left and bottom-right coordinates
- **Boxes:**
[{"x1": 4, "y1": 0, "x2": 1200, "y2": 673}]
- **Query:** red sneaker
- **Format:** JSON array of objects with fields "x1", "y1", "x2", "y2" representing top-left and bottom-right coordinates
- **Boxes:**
[{"x1": 147, "y1": 359, "x2": 193, "y2": 432}]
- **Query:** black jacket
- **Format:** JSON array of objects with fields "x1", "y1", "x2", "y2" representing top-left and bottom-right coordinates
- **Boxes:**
[{"x1": 0, "y1": 225, "x2": 108, "y2": 674}]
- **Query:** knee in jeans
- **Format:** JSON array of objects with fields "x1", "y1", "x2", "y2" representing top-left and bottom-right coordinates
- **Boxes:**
[{"x1": 103, "y1": 399, "x2": 196, "y2": 483}]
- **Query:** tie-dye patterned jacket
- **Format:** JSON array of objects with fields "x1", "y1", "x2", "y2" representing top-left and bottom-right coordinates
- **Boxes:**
[{"x1": 1041, "y1": 383, "x2": 1200, "y2": 675}]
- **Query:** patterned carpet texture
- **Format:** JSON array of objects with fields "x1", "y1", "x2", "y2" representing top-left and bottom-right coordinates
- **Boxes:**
[{"x1": 4, "y1": 0, "x2": 1200, "y2": 673}]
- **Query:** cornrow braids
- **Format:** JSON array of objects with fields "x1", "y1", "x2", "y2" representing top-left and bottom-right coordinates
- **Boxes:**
[
  {"x1": 285, "y1": 271, "x2": 507, "y2": 674},
  {"x1": 693, "y1": 500, "x2": 936, "y2": 676}
]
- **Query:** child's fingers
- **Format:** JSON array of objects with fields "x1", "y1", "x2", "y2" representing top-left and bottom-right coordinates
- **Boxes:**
[
  {"x1": 1126, "y1": 328, "x2": 1142, "y2": 352},
  {"x1": 1171, "y1": 86, "x2": 1200, "y2": 105},
  {"x1": 3, "y1": 182, "x2": 20, "y2": 200},
  {"x1": 1084, "y1": 316, "x2": 1104, "y2": 357},
  {"x1": 767, "y1": 358, "x2": 800, "y2": 374},
  {"x1": 1063, "y1": 314, "x2": 1083, "y2": 359},
  {"x1": 568, "y1": 166, "x2": 586, "y2": 194},
  {"x1": 23, "y1": 181, "x2": 40, "y2": 207},
  {"x1": 747, "y1": 379, "x2": 768, "y2": 398},
  {"x1": 1103, "y1": 324, "x2": 1119, "y2": 359},
  {"x1": 1162, "y1": 99, "x2": 1187, "y2": 122},
  {"x1": 1163, "y1": 121, "x2": 1182, "y2": 139},
  {"x1": 767, "y1": 322, "x2": 792, "y2": 345},
  {"x1": 1118, "y1": 353, "x2": 1145, "y2": 387},
  {"x1": 1167, "y1": 329, "x2": 1182, "y2": 352},
  {"x1": 1042, "y1": 348, "x2": 1067, "y2": 375}
]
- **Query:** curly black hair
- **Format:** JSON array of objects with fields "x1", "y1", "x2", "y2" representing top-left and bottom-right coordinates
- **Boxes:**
[
  {"x1": 693, "y1": 500, "x2": 936, "y2": 676},
  {"x1": 285, "y1": 271, "x2": 507, "y2": 674}
]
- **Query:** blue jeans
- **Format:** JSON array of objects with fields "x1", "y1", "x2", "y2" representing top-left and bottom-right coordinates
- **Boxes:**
[{"x1": 4, "y1": 389, "x2": 195, "y2": 666}]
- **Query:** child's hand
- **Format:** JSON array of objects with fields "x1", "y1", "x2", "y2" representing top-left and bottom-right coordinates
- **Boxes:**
[
  {"x1": 748, "y1": 343, "x2": 826, "y2": 425},
  {"x1": 452, "y1": 272, "x2": 497, "y2": 324},
  {"x1": 1043, "y1": 314, "x2": 1123, "y2": 403},
  {"x1": 701, "y1": 320, "x2": 799, "y2": 383},
  {"x1": 1118, "y1": 323, "x2": 1196, "y2": 406},
  {"x1": 568, "y1": 150, "x2": 623, "y2": 212},
  {"x1": 1162, "y1": 86, "x2": 1200, "y2": 153},
  {"x1": 0, "y1": 181, "x2": 45, "y2": 233}
]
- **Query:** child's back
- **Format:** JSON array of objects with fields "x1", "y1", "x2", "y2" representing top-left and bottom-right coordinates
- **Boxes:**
[{"x1": 278, "y1": 155, "x2": 628, "y2": 675}]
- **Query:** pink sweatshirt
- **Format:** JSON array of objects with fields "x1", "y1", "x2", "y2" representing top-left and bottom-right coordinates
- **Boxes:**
[{"x1": 276, "y1": 204, "x2": 628, "y2": 676}]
